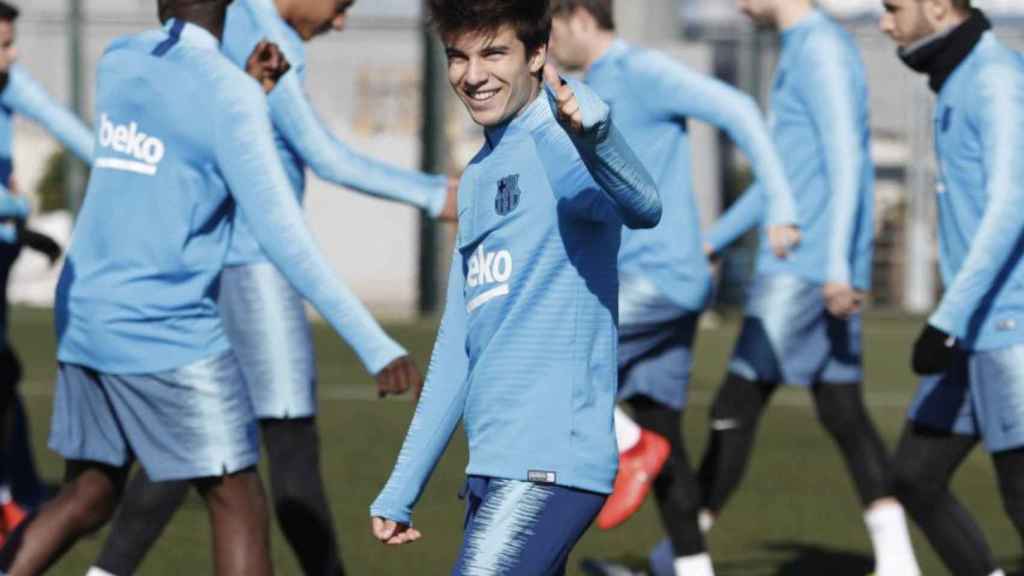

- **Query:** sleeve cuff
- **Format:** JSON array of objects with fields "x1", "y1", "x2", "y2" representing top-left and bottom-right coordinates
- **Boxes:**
[
  {"x1": 426, "y1": 176, "x2": 449, "y2": 219},
  {"x1": 370, "y1": 499, "x2": 412, "y2": 525}
]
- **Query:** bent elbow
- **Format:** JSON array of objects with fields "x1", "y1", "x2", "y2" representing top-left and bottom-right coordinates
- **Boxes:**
[{"x1": 624, "y1": 195, "x2": 662, "y2": 230}]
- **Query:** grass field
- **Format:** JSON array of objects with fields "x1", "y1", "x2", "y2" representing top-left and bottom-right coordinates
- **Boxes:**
[{"x1": 7, "y1": 306, "x2": 1022, "y2": 575}]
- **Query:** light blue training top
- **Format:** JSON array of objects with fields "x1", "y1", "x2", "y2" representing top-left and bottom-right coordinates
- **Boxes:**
[
  {"x1": 221, "y1": 0, "x2": 448, "y2": 267},
  {"x1": 56, "y1": 20, "x2": 405, "y2": 375},
  {"x1": 706, "y1": 11, "x2": 874, "y2": 292},
  {"x1": 928, "y1": 33, "x2": 1024, "y2": 351},
  {"x1": 586, "y1": 40, "x2": 796, "y2": 324},
  {"x1": 371, "y1": 80, "x2": 661, "y2": 525}
]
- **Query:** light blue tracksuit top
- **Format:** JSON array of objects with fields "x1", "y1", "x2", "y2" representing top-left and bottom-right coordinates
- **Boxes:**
[
  {"x1": 706, "y1": 11, "x2": 874, "y2": 292},
  {"x1": 221, "y1": 0, "x2": 448, "y2": 268},
  {"x1": 56, "y1": 20, "x2": 404, "y2": 375},
  {"x1": 585, "y1": 40, "x2": 796, "y2": 323},
  {"x1": 928, "y1": 33, "x2": 1024, "y2": 351},
  {"x1": 371, "y1": 82, "x2": 661, "y2": 525}
]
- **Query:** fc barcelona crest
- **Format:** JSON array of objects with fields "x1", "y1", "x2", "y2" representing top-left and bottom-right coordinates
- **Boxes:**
[{"x1": 495, "y1": 174, "x2": 522, "y2": 216}]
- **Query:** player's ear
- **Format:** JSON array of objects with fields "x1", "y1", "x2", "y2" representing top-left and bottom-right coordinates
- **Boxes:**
[{"x1": 528, "y1": 42, "x2": 547, "y2": 77}]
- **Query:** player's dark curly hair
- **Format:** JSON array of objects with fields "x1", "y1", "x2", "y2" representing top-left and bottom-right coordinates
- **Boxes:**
[
  {"x1": 550, "y1": 0, "x2": 614, "y2": 31},
  {"x1": 426, "y1": 0, "x2": 551, "y2": 55},
  {"x1": 0, "y1": 2, "x2": 19, "y2": 23}
]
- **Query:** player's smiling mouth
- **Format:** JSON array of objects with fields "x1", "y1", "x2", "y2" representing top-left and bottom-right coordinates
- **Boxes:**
[{"x1": 464, "y1": 87, "x2": 501, "y2": 106}]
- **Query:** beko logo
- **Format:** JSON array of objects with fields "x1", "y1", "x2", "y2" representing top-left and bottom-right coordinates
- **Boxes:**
[
  {"x1": 466, "y1": 244, "x2": 513, "y2": 313},
  {"x1": 95, "y1": 114, "x2": 166, "y2": 176}
]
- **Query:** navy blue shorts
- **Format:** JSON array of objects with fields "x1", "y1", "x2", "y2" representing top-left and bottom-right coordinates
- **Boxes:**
[
  {"x1": 453, "y1": 476, "x2": 605, "y2": 575},
  {"x1": 909, "y1": 344, "x2": 1024, "y2": 453},
  {"x1": 729, "y1": 274, "x2": 862, "y2": 386}
]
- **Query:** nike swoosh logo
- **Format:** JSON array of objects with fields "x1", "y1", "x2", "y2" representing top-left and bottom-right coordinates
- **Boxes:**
[{"x1": 711, "y1": 419, "x2": 740, "y2": 431}]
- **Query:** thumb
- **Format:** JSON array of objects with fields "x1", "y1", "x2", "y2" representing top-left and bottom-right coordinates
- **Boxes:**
[
  {"x1": 373, "y1": 517, "x2": 397, "y2": 540},
  {"x1": 542, "y1": 63, "x2": 563, "y2": 92}
]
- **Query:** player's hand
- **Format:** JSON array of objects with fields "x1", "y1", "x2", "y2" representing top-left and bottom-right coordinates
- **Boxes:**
[
  {"x1": 245, "y1": 40, "x2": 291, "y2": 94},
  {"x1": 376, "y1": 356, "x2": 423, "y2": 399},
  {"x1": 438, "y1": 176, "x2": 459, "y2": 222},
  {"x1": 543, "y1": 64, "x2": 584, "y2": 135},
  {"x1": 823, "y1": 282, "x2": 863, "y2": 319},
  {"x1": 704, "y1": 242, "x2": 720, "y2": 265},
  {"x1": 767, "y1": 224, "x2": 800, "y2": 259},
  {"x1": 372, "y1": 517, "x2": 422, "y2": 545},
  {"x1": 912, "y1": 324, "x2": 958, "y2": 376},
  {"x1": 8, "y1": 175, "x2": 19, "y2": 196}
]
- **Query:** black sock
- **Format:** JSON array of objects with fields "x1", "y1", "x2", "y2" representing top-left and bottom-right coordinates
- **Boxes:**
[
  {"x1": 994, "y1": 447, "x2": 1024, "y2": 549},
  {"x1": 812, "y1": 382, "x2": 891, "y2": 505},
  {"x1": 10, "y1": 395, "x2": 44, "y2": 508},
  {"x1": 628, "y1": 397, "x2": 704, "y2": 557},
  {"x1": 262, "y1": 417, "x2": 344, "y2": 576},
  {"x1": 698, "y1": 373, "x2": 774, "y2": 514},
  {"x1": 94, "y1": 470, "x2": 190, "y2": 575},
  {"x1": 891, "y1": 424, "x2": 996, "y2": 576}
]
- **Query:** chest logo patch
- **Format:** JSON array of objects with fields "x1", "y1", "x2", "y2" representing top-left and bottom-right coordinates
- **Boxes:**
[{"x1": 495, "y1": 174, "x2": 522, "y2": 216}]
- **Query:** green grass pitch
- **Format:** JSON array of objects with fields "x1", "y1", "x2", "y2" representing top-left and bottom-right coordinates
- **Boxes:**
[{"x1": 7, "y1": 306, "x2": 1021, "y2": 575}]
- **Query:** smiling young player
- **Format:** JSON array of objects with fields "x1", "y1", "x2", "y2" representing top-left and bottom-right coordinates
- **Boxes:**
[{"x1": 369, "y1": 0, "x2": 662, "y2": 572}]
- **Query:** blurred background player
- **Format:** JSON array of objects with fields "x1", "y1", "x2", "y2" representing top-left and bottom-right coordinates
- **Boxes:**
[
  {"x1": 0, "y1": 0, "x2": 94, "y2": 542},
  {"x1": 881, "y1": 1, "x2": 1024, "y2": 575},
  {"x1": 693, "y1": 1, "x2": 920, "y2": 575},
  {"x1": 370, "y1": 0, "x2": 662, "y2": 572},
  {"x1": 0, "y1": 0, "x2": 421, "y2": 573},
  {"x1": 546, "y1": 1, "x2": 798, "y2": 574},
  {"x1": 90, "y1": 0, "x2": 457, "y2": 574}
]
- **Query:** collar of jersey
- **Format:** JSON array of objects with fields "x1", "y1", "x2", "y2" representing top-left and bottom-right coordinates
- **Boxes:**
[
  {"x1": 483, "y1": 92, "x2": 552, "y2": 149},
  {"x1": 781, "y1": 9, "x2": 824, "y2": 41},
  {"x1": 163, "y1": 18, "x2": 220, "y2": 52},
  {"x1": 587, "y1": 38, "x2": 629, "y2": 81}
]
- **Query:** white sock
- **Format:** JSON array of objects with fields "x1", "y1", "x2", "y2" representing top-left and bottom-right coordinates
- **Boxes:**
[
  {"x1": 699, "y1": 509, "x2": 715, "y2": 534},
  {"x1": 86, "y1": 569, "x2": 117, "y2": 576},
  {"x1": 614, "y1": 406, "x2": 642, "y2": 454},
  {"x1": 0, "y1": 484, "x2": 12, "y2": 505},
  {"x1": 989, "y1": 571, "x2": 1006, "y2": 576},
  {"x1": 865, "y1": 501, "x2": 921, "y2": 576},
  {"x1": 674, "y1": 553, "x2": 715, "y2": 576}
]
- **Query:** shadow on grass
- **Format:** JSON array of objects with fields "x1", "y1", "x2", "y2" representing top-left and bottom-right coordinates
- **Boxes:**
[
  {"x1": 716, "y1": 541, "x2": 873, "y2": 576},
  {"x1": 579, "y1": 542, "x2": 873, "y2": 576}
]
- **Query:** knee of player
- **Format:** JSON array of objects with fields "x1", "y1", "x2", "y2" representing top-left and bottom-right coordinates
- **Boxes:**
[
  {"x1": 709, "y1": 375, "x2": 765, "y2": 427},
  {"x1": 62, "y1": 480, "x2": 118, "y2": 535},
  {"x1": 889, "y1": 459, "x2": 944, "y2": 505}
]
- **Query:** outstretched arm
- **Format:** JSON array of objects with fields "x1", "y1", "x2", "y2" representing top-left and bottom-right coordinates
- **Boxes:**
[
  {"x1": 371, "y1": 249, "x2": 470, "y2": 538},
  {"x1": 215, "y1": 80, "x2": 407, "y2": 376},
  {"x1": 266, "y1": 69, "x2": 452, "y2": 217},
  {"x1": 2, "y1": 66, "x2": 94, "y2": 164},
  {"x1": 653, "y1": 61, "x2": 797, "y2": 233}
]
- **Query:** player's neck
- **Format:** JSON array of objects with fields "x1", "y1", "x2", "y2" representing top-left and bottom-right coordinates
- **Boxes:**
[
  {"x1": 581, "y1": 31, "x2": 617, "y2": 73},
  {"x1": 775, "y1": 1, "x2": 814, "y2": 32},
  {"x1": 163, "y1": 7, "x2": 227, "y2": 40}
]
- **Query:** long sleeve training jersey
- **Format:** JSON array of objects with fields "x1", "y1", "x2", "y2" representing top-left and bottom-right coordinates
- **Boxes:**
[
  {"x1": 928, "y1": 33, "x2": 1024, "y2": 351},
  {"x1": 706, "y1": 11, "x2": 874, "y2": 292},
  {"x1": 586, "y1": 40, "x2": 795, "y2": 323},
  {"x1": 56, "y1": 20, "x2": 404, "y2": 375},
  {"x1": 371, "y1": 82, "x2": 660, "y2": 525}
]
